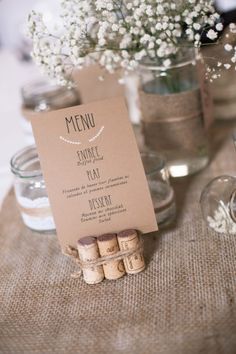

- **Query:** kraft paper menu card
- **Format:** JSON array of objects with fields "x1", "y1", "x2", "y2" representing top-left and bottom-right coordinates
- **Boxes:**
[{"x1": 31, "y1": 97, "x2": 158, "y2": 249}]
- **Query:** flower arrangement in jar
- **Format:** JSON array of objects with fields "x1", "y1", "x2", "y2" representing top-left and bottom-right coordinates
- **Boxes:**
[
  {"x1": 28, "y1": 0, "x2": 226, "y2": 84},
  {"x1": 27, "y1": 0, "x2": 236, "y2": 176}
]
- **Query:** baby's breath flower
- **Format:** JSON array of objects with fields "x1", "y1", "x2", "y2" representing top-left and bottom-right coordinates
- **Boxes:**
[
  {"x1": 229, "y1": 23, "x2": 236, "y2": 33},
  {"x1": 225, "y1": 44, "x2": 233, "y2": 52},
  {"x1": 206, "y1": 29, "x2": 218, "y2": 41},
  {"x1": 216, "y1": 23, "x2": 223, "y2": 31},
  {"x1": 27, "y1": 0, "x2": 223, "y2": 84}
]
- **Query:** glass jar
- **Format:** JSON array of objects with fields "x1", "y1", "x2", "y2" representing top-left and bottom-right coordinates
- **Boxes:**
[
  {"x1": 141, "y1": 152, "x2": 176, "y2": 228},
  {"x1": 10, "y1": 145, "x2": 55, "y2": 233},
  {"x1": 21, "y1": 80, "x2": 81, "y2": 144},
  {"x1": 202, "y1": 27, "x2": 236, "y2": 121},
  {"x1": 139, "y1": 48, "x2": 209, "y2": 177},
  {"x1": 200, "y1": 175, "x2": 236, "y2": 234}
]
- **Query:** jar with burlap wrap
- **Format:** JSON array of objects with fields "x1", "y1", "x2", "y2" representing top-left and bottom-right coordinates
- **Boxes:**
[
  {"x1": 10, "y1": 145, "x2": 55, "y2": 233},
  {"x1": 139, "y1": 48, "x2": 209, "y2": 177}
]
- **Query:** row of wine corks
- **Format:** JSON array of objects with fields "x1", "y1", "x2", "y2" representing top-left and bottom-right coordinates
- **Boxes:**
[{"x1": 77, "y1": 229, "x2": 145, "y2": 284}]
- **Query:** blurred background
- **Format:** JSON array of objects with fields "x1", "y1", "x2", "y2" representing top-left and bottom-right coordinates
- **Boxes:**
[
  {"x1": 0, "y1": 0, "x2": 61, "y2": 206},
  {"x1": 0, "y1": 0, "x2": 236, "y2": 206}
]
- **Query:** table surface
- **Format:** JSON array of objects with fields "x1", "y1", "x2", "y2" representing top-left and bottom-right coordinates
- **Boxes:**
[
  {"x1": 1, "y1": 50, "x2": 236, "y2": 354},
  {"x1": 1, "y1": 120, "x2": 236, "y2": 354}
]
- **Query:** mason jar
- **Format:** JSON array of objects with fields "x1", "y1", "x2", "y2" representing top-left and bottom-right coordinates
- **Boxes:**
[
  {"x1": 10, "y1": 145, "x2": 55, "y2": 233},
  {"x1": 21, "y1": 80, "x2": 81, "y2": 144},
  {"x1": 139, "y1": 48, "x2": 210, "y2": 177}
]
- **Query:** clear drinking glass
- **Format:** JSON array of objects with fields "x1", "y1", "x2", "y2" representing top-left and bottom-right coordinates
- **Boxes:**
[
  {"x1": 10, "y1": 145, "x2": 55, "y2": 233},
  {"x1": 139, "y1": 48, "x2": 209, "y2": 177},
  {"x1": 141, "y1": 152, "x2": 176, "y2": 228}
]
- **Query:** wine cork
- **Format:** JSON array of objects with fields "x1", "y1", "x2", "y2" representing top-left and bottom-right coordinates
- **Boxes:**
[
  {"x1": 77, "y1": 236, "x2": 104, "y2": 285},
  {"x1": 117, "y1": 229, "x2": 145, "y2": 274},
  {"x1": 97, "y1": 233, "x2": 125, "y2": 280}
]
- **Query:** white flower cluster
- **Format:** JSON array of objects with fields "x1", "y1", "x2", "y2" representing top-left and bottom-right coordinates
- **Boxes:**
[
  {"x1": 222, "y1": 24, "x2": 236, "y2": 70},
  {"x1": 207, "y1": 204, "x2": 236, "y2": 234},
  {"x1": 28, "y1": 11, "x2": 69, "y2": 85},
  {"x1": 205, "y1": 23, "x2": 236, "y2": 82},
  {"x1": 28, "y1": 0, "x2": 222, "y2": 84}
]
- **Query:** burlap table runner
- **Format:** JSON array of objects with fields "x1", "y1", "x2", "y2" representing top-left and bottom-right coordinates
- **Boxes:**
[{"x1": 1, "y1": 122, "x2": 236, "y2": 354}]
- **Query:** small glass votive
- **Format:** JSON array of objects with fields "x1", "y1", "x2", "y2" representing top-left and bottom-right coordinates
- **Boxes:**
[
  {"x1": 10, "y1": 145, "x2": 55, "y2": 233},
  {"x1": 200, "y1": 175, "x2": 236, "y2": 234},
  {"x1": 141, "y1": 152, "x2": 176, "y2": 228}
]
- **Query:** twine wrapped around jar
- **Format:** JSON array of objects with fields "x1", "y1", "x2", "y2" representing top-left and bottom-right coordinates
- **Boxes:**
[{"x1": 139, "y1": 88, "x2": 207, "y2": 153}]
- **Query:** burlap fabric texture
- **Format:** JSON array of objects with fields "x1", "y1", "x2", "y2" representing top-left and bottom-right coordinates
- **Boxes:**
[
  {"x1": 139, "y1": 88, "x2": 207, "y2": 153},
  {"x1": 1, "y1": 122, "x2": 236, "y2": 354}
]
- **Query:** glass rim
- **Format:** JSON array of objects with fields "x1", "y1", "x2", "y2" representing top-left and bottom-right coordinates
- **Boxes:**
[
  {"x1": 22, "y1": 80, "x2": 68, "y2": 99},
  {"x1": 21, "y1": 80, "x2": 78, "y2": 109},
  {"x1": 10, "y1": 145, "x2": 42, "y2": 178},
  {"x1": 140, "y1": 151, "x2": 166, "y2": 176},
  {"x1": 139, "y1": 47, "x2": 198, "y2": 71}
]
